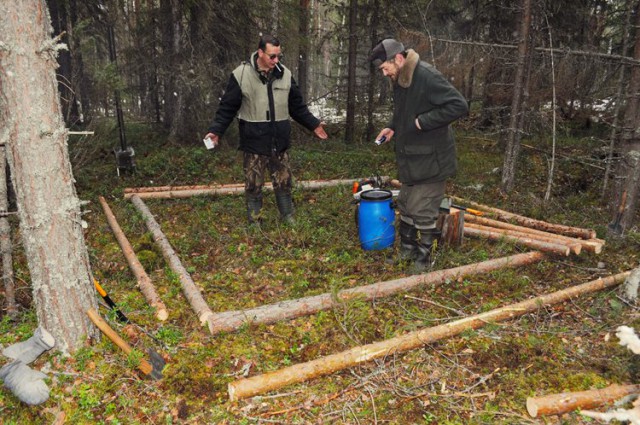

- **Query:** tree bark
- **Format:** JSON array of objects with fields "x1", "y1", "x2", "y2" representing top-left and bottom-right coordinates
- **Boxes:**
[
  {"x1": 209, "y1": 252, "x2": 544, "y2": 334},
  {"x1": 98, "y1": 196, "x2": 168, "y2": 321},
  {"x1": 0, "y1": 0, "x2": 98, "y2": 353},
  {"x1": 0, "y1": 147, "x2": 18, "y2": 319},
  {"x1": 343, "y1": 0, "x2": 358, "y2": 144},
  {"x1": 527, "y1": 384, "x2": 640, "y2": 418},
  {"x1": 228, "y1": 271, "x2": 630, "y2": 401},
  {"x1": 501, "y1": 0, "x2": 532, "y2": 193},
  {"x1": 129, "y1": 195, "x2": 216, "y2": 333},
  {"x1": 610, "y1": 0, "x2": 640, "y2": 236},
  {"x1": 297, "y1": 0, "x2": 310, "y2": 101}
]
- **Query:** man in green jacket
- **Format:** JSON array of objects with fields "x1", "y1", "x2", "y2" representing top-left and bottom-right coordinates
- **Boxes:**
[
  {"x1": 370, "y1": 38, "x2": 468, "y2": 272},
  {"x1": 205, "y1": 35, "x2": 327, "y2": 225}
]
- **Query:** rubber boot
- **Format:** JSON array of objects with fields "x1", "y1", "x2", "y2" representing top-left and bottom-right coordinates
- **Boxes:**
[
  {"x1": 275, "y1": 191, "x2": 295, "y2": 225},
  {"x1": 413, "y1": 228, "x2": 441, "y2": 274},
  {"x1": 0, "y1": 360, "x2": 49, "y2": 405},
  {"x1": 398, "y1": 221, "x2": 418, "y2": 262},
  {"x1": 246, "y1": 194, "x2": 263, "y2": 225}
]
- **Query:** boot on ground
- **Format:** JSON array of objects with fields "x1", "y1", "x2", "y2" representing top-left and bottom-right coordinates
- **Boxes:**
[{"x1": 2, "y1": 327, "x2": 55, "y2": 365}]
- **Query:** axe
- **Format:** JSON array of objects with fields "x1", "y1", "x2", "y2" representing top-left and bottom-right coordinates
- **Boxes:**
[{"x1": 87, "y1": 308, "x2": 165, "y2": 380}]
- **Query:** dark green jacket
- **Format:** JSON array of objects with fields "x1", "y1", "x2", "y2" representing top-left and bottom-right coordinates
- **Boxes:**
[{"x1": 391, "y1": 49, "x2": 468, "y2": 184}]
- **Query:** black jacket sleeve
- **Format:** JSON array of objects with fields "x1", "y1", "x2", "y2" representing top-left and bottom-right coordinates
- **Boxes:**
[
  {"x1": 288, "y1": 77, "x2": 320, "y2": 131},
  {"x1": 207, "y1": 74, "x2": 243, "y2": 136}
]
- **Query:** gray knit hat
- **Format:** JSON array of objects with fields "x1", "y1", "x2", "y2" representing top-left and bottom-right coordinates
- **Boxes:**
[{"x1": 369, "y1": 38, "x2": 405, "y2": 66}]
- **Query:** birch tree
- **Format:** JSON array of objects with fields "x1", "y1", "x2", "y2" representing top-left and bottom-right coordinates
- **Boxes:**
[{"x1": 0, "y1": 0, "x2": 98, "y2": 353}]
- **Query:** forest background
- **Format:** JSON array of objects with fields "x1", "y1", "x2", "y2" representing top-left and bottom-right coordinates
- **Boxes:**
[{"x1": 2, "y1": 0, "x2": 640, "y2": 423}]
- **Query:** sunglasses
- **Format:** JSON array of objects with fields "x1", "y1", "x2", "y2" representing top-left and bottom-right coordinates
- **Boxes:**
[{"x1": 267, "y1": 53, "x2": 284, "y2": 60}]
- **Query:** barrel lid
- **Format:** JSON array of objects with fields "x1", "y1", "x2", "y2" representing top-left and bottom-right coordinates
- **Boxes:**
[{"x1": 360, "y1": 189, "x2": 392, "y2": 201}]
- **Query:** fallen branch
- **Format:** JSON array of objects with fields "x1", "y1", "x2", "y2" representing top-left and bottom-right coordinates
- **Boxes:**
[
  {"x1": 527, "y1": 384, "x2": 640, "y2": 418},
  {"x1": 228, "y1": 271, "x2": 630, "y2": 400},
  {"x1": 451, "y1": 196, "x2": 596, "y2": 239},
  {"x1": 463, "y1": 225, "x2": 572, "y2": 256},
  {"x1": 210, "y1": 251, "x2": 545, "y2": 334},
  {"x1": 123, "y1": 178, "x2": 388, "y2": 200},
  {"x1": 98, "y1": 196, "x2": 168, "y2": 321},
  {"x1": 130, "y1": 195, "x2": 216, "y2": 333}
]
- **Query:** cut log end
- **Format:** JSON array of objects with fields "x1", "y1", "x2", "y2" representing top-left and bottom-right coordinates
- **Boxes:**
[
  {"x1": 526, "y1": 397, "x2": 539, "y2": 417},
  {"x1": 228, "y1": 382, "x2": 238, "y2": 402},
  {"x1": 155, "y1": 307, "x2": 169, "y2": 321}
]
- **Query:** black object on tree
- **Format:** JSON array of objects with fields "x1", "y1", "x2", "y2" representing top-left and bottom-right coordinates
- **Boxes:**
[{"x1": 107, "y1": 24, "x2": 135, "y2": 176}]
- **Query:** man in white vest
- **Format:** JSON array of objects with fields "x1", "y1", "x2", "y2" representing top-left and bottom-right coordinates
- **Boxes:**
[{"x1": 205, "y1": 35, "x2": 327, "y2": 225}]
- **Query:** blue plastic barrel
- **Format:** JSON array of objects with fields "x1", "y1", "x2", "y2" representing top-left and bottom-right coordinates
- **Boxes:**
[{"x1": 358, "y1": 189, "x2": 395, "y2": 250}]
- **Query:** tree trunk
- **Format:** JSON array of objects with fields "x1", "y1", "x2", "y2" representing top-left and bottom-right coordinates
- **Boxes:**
[
  {"x1": 365, "y1": 0, "x2": 380, "y2": 141},
  {"x1": 601, "y1": 0, "x2": 634, "y2": 199},
  {"x1": 609, "y1": 0, "x2": 640, "y2": 236},
  {"x1": 228, "y1": 271, "x2": 630, "y2": 400},
  {"x1": 344, "y1": 0, "x2": 358, "y2": 144},
  {"x1": 0, "y1": 0, "x2": 98, "y2": 353},
  {"x1": 501, "y1": 0, "x2": 532, "y2": 193},
  {"x1": 297, "y1": 0, "x2": 310, "y2": 101},
  {"x1": 0, "y1": 147, "x2": 18, "y2": 319}
]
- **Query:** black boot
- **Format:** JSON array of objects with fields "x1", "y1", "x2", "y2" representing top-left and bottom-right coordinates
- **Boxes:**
[
  {"x1": 398, "y1": 221, "x2": 418, "y2": 262},
  {"x1": 413, "y1": 228, "x2": 441, "y2": 273},
  {"x1": 246, "y1": 194, "x2": 263, "y2": 225},
  {"x1": 275, "y1": 191, "x2": 295, "y2": 224}
]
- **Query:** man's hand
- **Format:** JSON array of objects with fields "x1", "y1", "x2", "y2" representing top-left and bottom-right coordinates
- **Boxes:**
[
  {"x1": 313, "y1": 122, "x2": 328, "y2": 139},
  {"x1": 375, "y1": 128, "x2": 395, "y2": 144},
  {"x1": 204, "y1": 132, "x2": 220, "y2": 148}
]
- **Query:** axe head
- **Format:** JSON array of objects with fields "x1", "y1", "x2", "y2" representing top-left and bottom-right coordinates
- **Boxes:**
[{"x1": 147, "y1": 348, "x2": 166, "y2": 380}]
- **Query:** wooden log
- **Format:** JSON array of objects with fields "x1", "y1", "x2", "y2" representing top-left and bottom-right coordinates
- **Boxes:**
[
  {"x1": 98, "y1": 196, "x2": 168, "y2": 321},
  {"x1": 228, "y1": 271, "x2": 631, "y2": 401},
  {"x1": 210, "y1": 251, "x2": 545, "y2": 334},
  {"x1": 130, "y1": 195, "x2": 216, "y2": 334},
  {"x1": 464, "y1": 222, "x2": 582, "y2": 255},
  {"x1": 451, "y1": 196, "x2": 597, "y2": 240},
  {"x1": 463, "y1": 213, "x2": 603, "y2": 254},
  {"x1": 123, "y1": 178, "x2": 389, "y2": 199},
  {"x1": 463, "y1": 225, "x2": 572, "y2": 256},
  {"x1": 526, "y1": 384, "x2": 640, "y2": 417}
]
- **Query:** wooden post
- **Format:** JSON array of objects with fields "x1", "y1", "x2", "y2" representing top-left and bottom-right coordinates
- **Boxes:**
[
  {"x1": 228, "y1": 271, "x2": 630, "y2": 401},
  {"x1": 98, "y1": 196, "x2": 168, "y2": 321}
]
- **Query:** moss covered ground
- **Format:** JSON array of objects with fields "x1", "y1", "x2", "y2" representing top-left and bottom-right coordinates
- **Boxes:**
[{"x1": 1, "y1": 120, "x2": 639, "y2": 424}]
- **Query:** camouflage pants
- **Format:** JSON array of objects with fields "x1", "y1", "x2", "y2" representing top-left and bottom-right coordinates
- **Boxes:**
[{"x1": 243, "y1": 151, "x2": 293, "y2": 197}]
